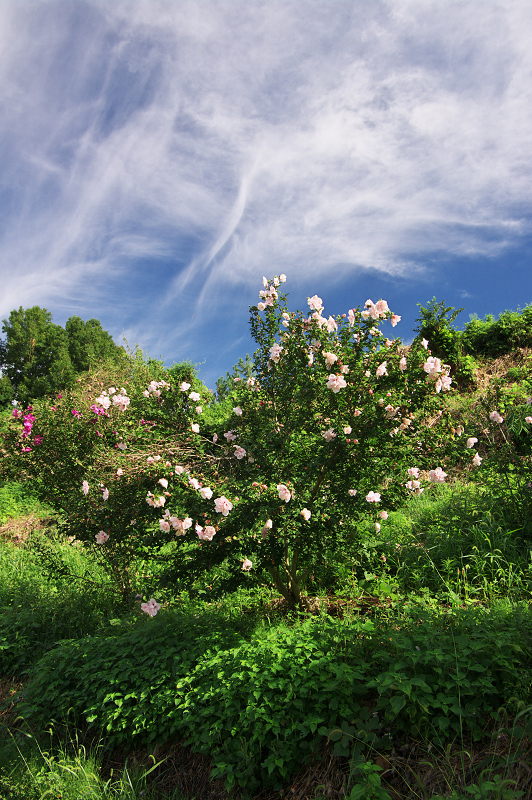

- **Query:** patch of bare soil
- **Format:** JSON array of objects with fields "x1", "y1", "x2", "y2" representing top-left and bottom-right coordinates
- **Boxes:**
[{"x1": 0, "y1": 513, "x2": 56, "y2": 546}]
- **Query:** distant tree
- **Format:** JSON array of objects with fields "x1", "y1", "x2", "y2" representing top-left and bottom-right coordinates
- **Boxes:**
[
  {"x1": 1, "y1": 307, "x2": 75, "y2": 403},
  {"x1": 65, "y1": 316, "x2": 124, "y2": 373},
  {"x1": 216, "y1": 354, "x2": 254, "y2": 400}
]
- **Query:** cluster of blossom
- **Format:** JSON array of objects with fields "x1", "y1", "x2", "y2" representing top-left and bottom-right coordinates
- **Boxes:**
[
  {"x1": 141, "y1": 598, "x2": 161, "y2": 617},
  {"x1": 143, "y1": 380, "x2": 170, "y2": 399},
  {"x1": 94, "y1": 387, "x2": 130, "y2": 412},
  {"x1": 257, "y1": 274, "x2": 286, "y2": 311},
  {"x1": 423, "y1": 356, "x2": 452, "y2": 393}
]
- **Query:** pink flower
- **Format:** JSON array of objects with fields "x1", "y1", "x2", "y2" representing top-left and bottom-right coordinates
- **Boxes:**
[
  {"x1": 269, "y1": 344, "x2": 283, "y2": 363},
  {"x1": 159, "y1": 519, "x2": 171, "y2": 533},
  {"x1": 307, "y1": 294, "x2": 324, "y2": 312},
  {"x1": 490, "y1": 411, "x2": 504, "y2": 424},
  {"x1": 224, "y1": 430, "x2": 237, "y2": 441},
  {"x1": 321, "y1": 428, "x2": 336, "y2": 442},
  {"x1": 399, "y1": 357, "x2": 407, "y2": 372},
  {"x1": 375, "y1": 522, "x2": 381, "y2": 533},
  {"x1": 407, "y1": 467, "x2": 419, "y2": 478},
  {"x1": 241, "y1": 558, "x2": 253, "y2": 571},
  {"x1": 379, "y1": 510, "x2": 388, "y2": 520},
  {"x1": 233, "y1": 406, "x2": 243, "y2": 416},
  {"x1": 261, "y1": 519, "x2": 273, "y2": 538},
  {"x1": 189, "y1": 477, "x2": 201, "y2": 490},
  {"x1": 429, "y1": 467, "x2": 447, "y2": 483},
  {"x1": 277, "y1": 484, "x2": 291, "y2": 502},
  {"x1": 326, "y1": 374, "x2": 347, "y2": 393},
  {"x1": 424, "y1": 356, "x2": 442, "y2": 376},
  {"x1": 323, "y1": 351, "x2": 338, "y2": 366},
  {"x1": 191, "y1": 423, "x2": 200, "y2": 433},
  {"x1": 175, "y1": 465, "x2": 185, "y2": 475},
  {"x1": 141, "y1": 599, "x2": 161, "y2": 617},
  {"x1": 405, "y1": 480, "x2": 423, "y2": 494},
  {"x1": 179, "y1": 382, "x2": 191, "y2": 392},
  {"x1": 421, "y1": 339, "x2": 429, "y2": 349},
  {"x1": 366, "y1": 491, "x2": 381, "y2": 503},
  {"x1": 197, "y1": 524, "x2": 216, "y2": 541},
  {"x1": 189, "y1": 391, "x2": 201, "y2": 402},
  {"x1": 257, "y1": 302, "x2": 266, "y2": 311},
  {"x1": 214, "y1": 496, "x2": 233, "y2": 516},
  {"x1": 466, "y1": 438, "x2": 478, "y2": 448},
  {"x1": 102, "y1": 488, "x2": 109, "y2": 501},
  {"x1": 279, "y1": 274, "x2": 286, "y2": 282},
  {"x1": 95, "y1": 530, "x2": 109, "y2": 544},
  {"x1": 234, "y1": 446, "x2": 246, "y2": 460},
  {"x1": 525, "y1": 416, "x2": 532, "y2": 424},
  {"x1": 391, "y1": 314, "x2": 401, "y2": 327},
  {"x1": 343, "y1": 426, "x2": 352, "y2": 434},
  {"x1": 82, "y1": 480, "x2": 89, "y2": 496},
  {"x1": 146, "y1": 492, "x2": 166, "y2": 508},
  {"x1": 116, "y1": 468, "x2": 123, "y2": 476},
  {"x1": 472, "y1": 453, "x2": 482, "y2": 466},
  {"x1": 112, "y1": 394, "x2": 130, "y2": 411},
  {"x1": 213, "y1": 433, "x2": 218, "y2": 443},
  {"x1": 196, "y1": 406, "x2": 202, "y2": 414},
  {"x1": 300, "y1": 508, "x2": 311, "y2": 521},
  {"x1": 200, "y1": 487, "x2": 213, "y2": 500},
  {"x1": 348, "y1": 489, "x2": 357, "y2": 497},
  {"x1": 376, "y1": 362, "x2": 388, "y2": 378},
  {"x1": 325, "y1": 316, "x2": 337, "y2": 333}
]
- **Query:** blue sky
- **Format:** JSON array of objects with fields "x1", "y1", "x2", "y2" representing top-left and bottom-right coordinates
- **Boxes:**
[{"x1": 0, "y1": 0, "x2": 531, "y2": 389}]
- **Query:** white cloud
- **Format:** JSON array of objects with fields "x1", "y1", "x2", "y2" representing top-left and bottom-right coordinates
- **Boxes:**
[{"x1": 0, "y1": 0, "x2": 531, "y2": 380}]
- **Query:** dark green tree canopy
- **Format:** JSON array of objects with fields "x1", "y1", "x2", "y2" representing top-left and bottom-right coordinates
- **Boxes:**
[{"x1": 0, "y1": 306, "x2": 124, "y2": 405}]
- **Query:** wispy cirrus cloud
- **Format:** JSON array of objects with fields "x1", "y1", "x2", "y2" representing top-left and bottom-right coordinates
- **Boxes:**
[{"x1": 0, "y1": 0, "x2": 531, "y2": 384}]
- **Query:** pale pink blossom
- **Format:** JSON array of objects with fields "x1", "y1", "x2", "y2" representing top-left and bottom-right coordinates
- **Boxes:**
[
  {"x1": 175, "y1": 466, "x2": 185, "y2": 475},
  {"x1": 112, "y1": 394, "x2": 130, "y2": 411},
  {"x1": 391, "y1": 314, "x2": 401, "y2": 327},
  {"x1": 343, "y1": 426, "x2": 352, "y2": 434},
  {"x1": 353, "y1": 409, "x2": 362, "y2": 416},
  {"x1": 348, "y1": 309, "x2": 356, "y2": 327},
  {"x1": 141, "y1": 599, "x2": 161, "y2": 617},
  {"x1": 214, "y1": 496, "x2": 233, "y2": 516},
  {"x1": 375, "y1": 300, "x2": 389, "y2": 316},
  {"x1": 277, "y1": 484, "x2": 291, "y2": 502},
  {"x1": 234, "y1": 446, "x2": 247, "y2": 459},
  {"x1": 224, "y1": 430, "x2": 237, "y2": 441},
  {"x1": 82, "y1": 480, "x2": 89, "y2": 496},
  {"x1": 191, "y1": 423, "x2": 200, "y2": 433},
  {"x1": 421, "y1": 339, "x2": 429, "y2": 349},
  {"x1": 472, "y1": 453, "x2": 482, "y2": 466},
  {"x1": 257, "y1": 302, "x2": 266, "y2": 311},
  {"x1": 147, "y1": 456, "x2": 154, "y2": 464},
  {"x1": 399, "y1": 357, "x2": 407, "y2": 372},
  {"x1": 375, "y1": 523, "x2": 381, "y2": 533},
  {"x1": 326, "y1": 374, "x2": 347, "y2": 393},
  {"x1": 325, "y1": 316, "x2": 337, "y2": 333},
  {"x1": 269, "y1": 344, "x2": 283, "y2": 363},
  {"x1": 96, "y1": 395, "x2": 111, "y2": 409},
  {"x1": 307, "y1": 294, "x2": 324, "y2": 311},
  {"x1": 321, "y1": 428, "x2": 336, "y2": 442},
  {"x1": 197, "y1": 524, "x2": 216, "y2": 541},
  {"x1": 366, "y1": 491, "x2": 381, "y2": 503},
  {"x1": 189, "y1": 477, "x2": 201, "y2": 490},
  {"x1": 407, "y1": 467, "x2": 419, "y2": 478},
  {"x1": 405, "y1": 480, "x2": 423, "y2": 494},
  {"x1": 281, "y1": 312, "x2": 290, "y2": 327},
  {"x1": 376, "y1": 362, "x2": 388, "y2": 378},
  {"x1": 429, "y1": 467, "x2": 447, "y2": 483},
  {"x1": 261, "y1": 519, "x2": 273, "y2": 538},
  {"x1": 440, "y1": 375, "x2": 452, "y2": 391},
  {"x1": 348, "y1": 489, "x2": 357, "y2": 497},
  {"x1": 158, "y1": 478, "x2": 169, "y2": 489},
  {"x1": 279, "y1": 274, "x2": 287, "y2": 282},
  {"x1": 323, "y1": 351, "x2": 338, "y2": 366},
  {"x1": 300, "y1": 508, "x2": 311, "y2": 521},
  {"x1": 118, "y1": 442, "x2": 127, "y2": 450},
  {"x1": 179, "y1": 382, "x2": 191, "y2": 392},
  {"x1": 146, "y1": 492, "x2": 166, "y2": 508},
  {"x1": 340, "y1": 365, "x2": 349, "y2": 374},
  {"x1": 116, "y1": 468, "x2": 123, "y2": 476},
  {"x1": 307, "y1": 351, "x2": 314, "y2": 367},
  {"x1": 183, "y1": 517, "x2": 192, "y2": 530},
  {"x1": 95, "y1": 530, "x2": 109, "y2": 544},
  {"x1": 159, "y1": 519, "x2": 171, "y2": 533},
  {"x1": 102, "y1": 488, "x2": 109, "y2": 501},
  {"x1": 525, "y1": 417, "x2": 532, "y2": 424},
  {"x1": 379, "y1": 510, "x2": 389, "y2": 520},
  {"x1": 490, "y1": 411, "x2": 504, "y2": 424},
  {"x1": 424, "y1": 356, "x2": 442, "y2": 377},
  {"x1": 262, "y1": 276, "x2": 268, "y2": 287},
  {"x1": 233, "y1": 406, "x2": 243, "y2": 416},
  {"x1": 241, "y1": 558, "x2": 253, "y2": 571},
  {"x1": 196, "y1": 406, "x2": 202, "y2": 414},
  {"x1": 200, "y1": 487, "x2": 213, "y2": 500},
  {"x1": 466, "y1": 438, "x2": 478, "y2": 448},
  {"x1": 189, "y1": 391, "x2": 201, "y2": 402}
]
